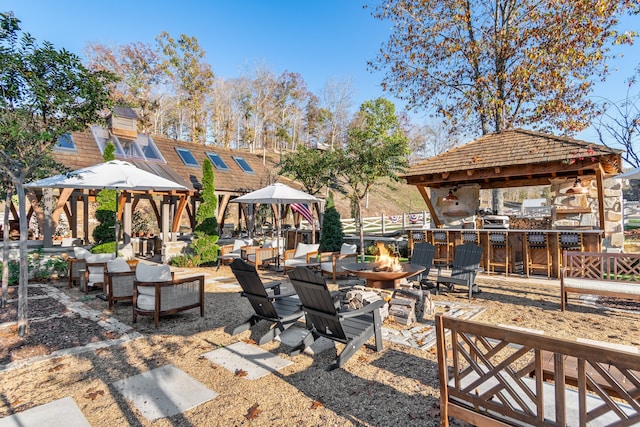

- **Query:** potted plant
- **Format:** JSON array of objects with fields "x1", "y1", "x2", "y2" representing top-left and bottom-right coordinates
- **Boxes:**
[{"x1": 126, "y1": 257, "x2": 139, "y2": 269}]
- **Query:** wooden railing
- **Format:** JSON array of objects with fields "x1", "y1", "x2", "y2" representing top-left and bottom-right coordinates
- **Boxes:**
[{"x1": 436, "y1": 314, "x2": 640, "y2": 426}]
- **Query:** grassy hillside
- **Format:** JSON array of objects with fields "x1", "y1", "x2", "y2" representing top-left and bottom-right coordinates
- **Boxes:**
[{"x1": 327, "y1": 177, "x2": 426, "y2": 219}]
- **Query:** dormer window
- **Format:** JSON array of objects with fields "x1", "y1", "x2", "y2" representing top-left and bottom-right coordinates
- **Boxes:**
[{"x1": 91, "y1": 125, "x2": 125, "y2": 157}]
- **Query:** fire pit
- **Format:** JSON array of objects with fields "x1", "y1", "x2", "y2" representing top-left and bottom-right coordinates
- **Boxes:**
[
  {"x1": 342, "y1": 262, "x2": 425, "y2": 289},
  {"x1": 343, "y1": 242, "x2": 425, "y2": 289}
]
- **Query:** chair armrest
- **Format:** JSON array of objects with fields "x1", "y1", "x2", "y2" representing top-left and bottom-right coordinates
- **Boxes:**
[
  {"x1": 107, "y1": 271, "x2": 136, "y2": 278},
  {"x1": 242, "y1": 245, "x2": 259, "y2": 255},
  {"x1": 135, "y1": 274, "x2": 204, "y2": 288},
  {"x1": 305, "y1": 251, "x2": 319, "y2": 262},
  {"x1": 263, "y1": 280, "x2": 282, "y2": 295},
  {"x1": 337, "y1": 299, "x2": 385, "y2": 319},
  {"x1": 318, "y1": 251, "x2": 338, "y2": 262},
  {"x1": 283, "y1": 249, "x2": 295, "y2": 261},
  {"x1": 220, "y1": 244, "x2": 233, "y2": 256}
]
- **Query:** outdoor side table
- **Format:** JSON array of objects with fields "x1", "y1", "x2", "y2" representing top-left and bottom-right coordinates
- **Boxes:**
[{"x1": 216, "y1": 254, "x2": 239, "y2": 270}]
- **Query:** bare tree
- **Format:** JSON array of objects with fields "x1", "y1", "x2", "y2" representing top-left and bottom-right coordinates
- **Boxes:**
[
  {"x1": 320, "y1": 78, "x2": 354, "y2": 149},
  {"x1": 595, "y1": 79, "x2": 640, "y2": 168}
]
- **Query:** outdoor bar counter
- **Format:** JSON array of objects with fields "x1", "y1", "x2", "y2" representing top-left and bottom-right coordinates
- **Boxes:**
[{"x1": 408, "y1": 228, "x2": 603, "y2": 279}]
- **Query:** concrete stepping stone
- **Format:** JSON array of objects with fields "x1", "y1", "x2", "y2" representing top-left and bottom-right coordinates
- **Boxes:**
[
  {"x1": 0, "y1": 397, "x2": 90, "y2": 427},
  {"x1": 112, "y1": 364, "x2": 218, "y2": 422},
  {"x1": 275, "y1": 327, "x2": 336, "y2": 355},
  {"x1": 202, "y1": 341, "x2": 292, "y2": 379}
]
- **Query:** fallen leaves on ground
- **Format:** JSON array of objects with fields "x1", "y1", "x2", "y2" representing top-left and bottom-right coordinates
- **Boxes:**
[
  {"x1": 310, "y1": 400, "x2": 324, "y2": 410},
  {"x1": 48, "y1": 364, "x2": 65, "y2": 372},
  {"x1": 244, "y1": 403, "x2": 261, "y2": 420},
  {"x1": 84, "y1": 388, "x2": 105, "y2": 400},
  {"x1": 235, "y1": 368, "x2": 248, "y2": 377}
]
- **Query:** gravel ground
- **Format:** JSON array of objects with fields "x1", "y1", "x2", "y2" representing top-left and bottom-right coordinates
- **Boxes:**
[{"x1": 0, "y1": 266, "x2": 639, "y2": 426}]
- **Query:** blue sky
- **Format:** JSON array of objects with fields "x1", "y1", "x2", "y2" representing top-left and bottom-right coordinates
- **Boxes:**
[{"x1": 4, "y1": 1, "x2": 639, "y2": 144}]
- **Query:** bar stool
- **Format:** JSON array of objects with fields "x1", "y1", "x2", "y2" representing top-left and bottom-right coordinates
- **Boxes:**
[
  {"x1": 462, "y1": 230, "x2": 484, "y2": 271},
  {"x1": 487, "y1": 231, "x2": 510, "y2": 276},
  {"x1": 525, "y1": 232, "x2": 551, "y2": 277},
  {"x1": 557, "y1": 232, "x2": 583, "y2": 269},
  {"x1": 432, "y1": 230, "x2": 452, "y2": 267}
]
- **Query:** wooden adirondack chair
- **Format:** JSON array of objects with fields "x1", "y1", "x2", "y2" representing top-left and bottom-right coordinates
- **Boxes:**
[
  {"x1": 287, "y1": 266, "x2": 384, "y2": 370},
  {"x1": 230, "y1": 259, "x2": 304, "y2": 345},
  {"x1": 408, "y1": 242, "x2": 436, "y2": 287},
  {"x1": 436, "y1": 243, "x2": 483, "y2": 300}
]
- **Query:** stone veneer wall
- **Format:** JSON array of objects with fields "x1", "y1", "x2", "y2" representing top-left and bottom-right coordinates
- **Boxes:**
[
  {"x1": 550, "y1": 177, "x2": 623, "y2": 249},
  {"x1": 430, "y1": 184, "x2": 481, "y2": 228}
]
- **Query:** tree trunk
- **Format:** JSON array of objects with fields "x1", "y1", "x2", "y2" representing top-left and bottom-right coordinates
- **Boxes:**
[
  {"x1": 1, "y1": 187, "x2": 11, "y2": 309},
  {"x1": 358, "y1": 200, "x2": 365, "y2": 262},
  {"x1": 16, "y1": 179, "x2": 29, "y2": 337},
  {"x1": 492, "y1": 188, "x2": 504, "y2": 215}
]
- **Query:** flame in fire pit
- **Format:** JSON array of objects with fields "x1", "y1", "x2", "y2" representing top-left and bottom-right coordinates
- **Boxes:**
[{"x1": 374, "y1": 242, "x2": 401, "y2": 272}]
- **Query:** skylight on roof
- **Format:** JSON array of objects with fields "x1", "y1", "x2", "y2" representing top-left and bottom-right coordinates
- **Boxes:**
[
  {"x1": 55, "y1": 133, "x2": 76, "y2": 150},
  {"x1": 176, "y1": 148, "x2": 199, "y2": 166},
  {"x1": 206, "y1": 152, "x2": 229, "y2": 171},
  {"x1": 233, "y1": 156, "x2": 255, "y2": 174}
]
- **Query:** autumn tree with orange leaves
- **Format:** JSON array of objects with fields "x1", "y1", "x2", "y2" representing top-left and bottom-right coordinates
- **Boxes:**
[{"x1": 368, "y1": 0, "x2": 638, "y2": 136}]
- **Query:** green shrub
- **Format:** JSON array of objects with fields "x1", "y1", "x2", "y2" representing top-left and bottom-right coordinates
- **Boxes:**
[
  {"x1": 170, "y1": 255, "x2": 200, "y2": 268},
  {"x1": 319, "y1": 191, "x2": 344, "y2": 252},
  {"x1": 0, "y1": 260, "x2": 20, "y2": 285},
  {"x1": 90, "y1": 241, "x2": 116, "y2": 254},
  {"x1": 190, "y1": 234, "x2": 219, "y2": 266},
  {"x1": 45, "y1": 256, "x2": 68, "y2": 277}
]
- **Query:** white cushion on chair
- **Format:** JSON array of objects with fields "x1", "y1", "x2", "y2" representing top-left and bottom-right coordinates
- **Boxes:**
[
  {"x1": 85, "y1": 253, "x2": 114, "y2": 285},
  {"x1": 108, "y1": 258, "x2": 131, "y2": 273},
  {"x1": 73, "y1": 247, "x2": 90, "y2": 259},
  {"x1": 85, "y1": 253, "x2": 115, "y2": 263},
  {"x1": 293, "y1": 243, "x2": 319, "y2": 259},
  {"x1": 263, "y1": 238, "x2": 285, "y2": 254},
  {"x1": 284, "y1": 258, "x2": 311, "y2": 268},
  {"x1": 232, "y1": 238, "x2": 253, "y2": 253},
  {"x1": 340, "y1": 243, "x2": 357, "y2": 255},
  {"x1": 320, "y1": 261, "x2": 334, "y2": 272},
  {"x1": 136, "y1": 263, "x2": 172, "y2": 282},
  {"x1": 136, "y1": 294, "x2": 156, "y2": 310}
]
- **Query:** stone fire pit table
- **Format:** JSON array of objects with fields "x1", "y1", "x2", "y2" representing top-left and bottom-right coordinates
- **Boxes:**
[{"x1": 342, "y1": 262, "x2": 426, "y2": 289}]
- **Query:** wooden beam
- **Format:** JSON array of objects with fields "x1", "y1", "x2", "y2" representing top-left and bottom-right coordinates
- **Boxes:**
[
  {"x1": 26, "y1": 191, "x2": 44, "y2": 232},
  {"x1": 149, "y1": 199, "x2": 161, "y2": 225},
  {"x1": 595, "y1": 164, "x2": 606, "y2": 231},
  {"x1": 416, "y1": 185, "x2": 441, "y2": 228},
  {"x1": 172, "y1": 195, "x2": 188, "y2": 232},
  {"x1": 217, "y1": 194, "x2": 231, "y2": 226},
  {"x1": 52, "y1": 188, "x2": 73, "y2": 226}
]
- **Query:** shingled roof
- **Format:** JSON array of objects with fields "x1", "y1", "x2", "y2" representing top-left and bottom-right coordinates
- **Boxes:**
[
  {"x1": 52, "y1": 130, "x2": 285, "y2": 196},
  {"x1": 402, "y1": 129, "x2": 622, "y2": 189}
]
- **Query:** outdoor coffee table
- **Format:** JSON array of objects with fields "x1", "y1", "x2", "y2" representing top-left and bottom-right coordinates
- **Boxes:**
[{"x1": 298, "y1": 261, "x2": 321, "y2": 272}]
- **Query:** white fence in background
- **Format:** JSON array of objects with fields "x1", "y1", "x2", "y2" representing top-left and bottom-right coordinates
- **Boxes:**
[{"x1": 337, "y1": 212, "x2": 430, "y2": 235}]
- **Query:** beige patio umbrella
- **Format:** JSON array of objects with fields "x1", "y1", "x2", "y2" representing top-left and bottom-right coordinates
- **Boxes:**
[{"x1": 25, "y1": 160, "x2": 189, "y2": 256}]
